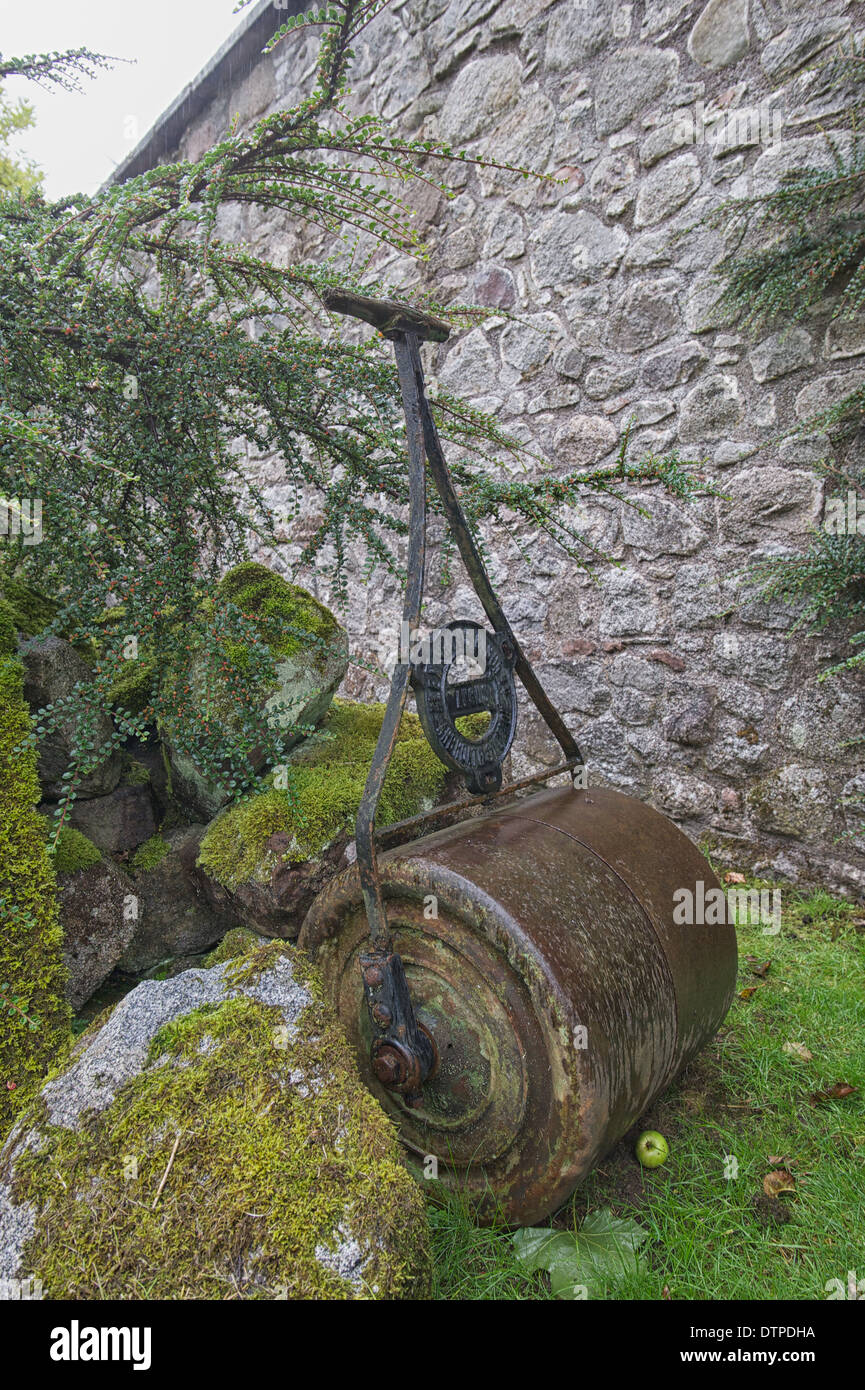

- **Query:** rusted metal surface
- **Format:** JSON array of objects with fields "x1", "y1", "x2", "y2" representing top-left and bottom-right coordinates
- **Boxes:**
[
  {"x1": 350, "y1": 328, "x2": 435, "y2": 1091},
  {"x1": 313, "y1": 294, "x2": 735, "y2": 1222},
  {"x1": 300, "y1": 784, "x2": 737, "y2": 1226},
  {"x1": 374, "y1": 760, "x2": 581, "y2": 851},
  {"x1": 360, "y1": 946, "x2": 437, "y2": 1106}
]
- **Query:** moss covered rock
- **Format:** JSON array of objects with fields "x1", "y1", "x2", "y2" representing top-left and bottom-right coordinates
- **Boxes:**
[
  {"x1": 119, "y1": 826, "x2": 237, "y2": 974},
  {"x1": 0, "y1": 657, "x2": 70, "y2": 1138},
  {"x1": 123, "y1": 739, "x2": 172, "y2": 818},
  {"x1": 0, "y1": 943, "x2": 431, "y2": 1299},
  {"x1": 164, "y1": 563, "x2": 349, "y2": 821},
  {"x1": 218, "y1": 561, "x2": 344, "y2": 664},
  {"x1": 66, "y1": 783, "x2": 157, "y2": 855},
  {"x1": 203, "y1": 926, "x2": 262, "y2": 966},
  {"x1": 0, "y1": 576, "x2": 57, "y2": 640},
  {"x1": 53, "y1": 844, "x2": 137, "y2": 1013},
  {"x1": 0, "y1": 601, "x2": 17, "y2": 657},
  {"x1": 129, "y1": 834, "x2": 171, "y2": 873},
  {"x1": 106, "y1": 648, "x2": 159, "y2": 717},
  {"x1": 52, "y1": 826, "x2": 102, "y2": 877},
  {"x1": 21, "y1": 636, "x2": 122, "y2": 801},
  {"x1": 195, "y1": 699, "x2": 468, "y2": 935}
]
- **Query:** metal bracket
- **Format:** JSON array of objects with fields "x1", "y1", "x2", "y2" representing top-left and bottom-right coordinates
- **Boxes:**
[{"x1": 359, "y1": 948, "x2": 438, "y2": 1107}]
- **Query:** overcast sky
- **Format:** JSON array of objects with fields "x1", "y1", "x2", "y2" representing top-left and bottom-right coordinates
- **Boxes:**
[{"x1": 1, "y1": 1, "x2": 249, "y2": 198}]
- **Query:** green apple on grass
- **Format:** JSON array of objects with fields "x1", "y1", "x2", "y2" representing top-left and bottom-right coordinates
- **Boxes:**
[{"x1": 635, "y1": 1130, "x2": 669, "y2": 1168}]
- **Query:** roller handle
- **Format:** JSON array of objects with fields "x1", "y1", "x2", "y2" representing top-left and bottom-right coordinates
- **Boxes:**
[{"x1": 322, "y1": 288, "x2": 451, "y2": 343}]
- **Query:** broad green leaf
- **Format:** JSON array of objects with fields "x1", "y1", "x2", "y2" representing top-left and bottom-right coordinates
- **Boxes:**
[{"x1": 513, "y1": 1208, "x2": 649, "y2": 1300}]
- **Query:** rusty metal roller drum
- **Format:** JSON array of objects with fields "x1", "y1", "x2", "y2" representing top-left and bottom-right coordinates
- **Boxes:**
[{"x1": 300, "y1": 784, "x2": 737, "y2": 1226}]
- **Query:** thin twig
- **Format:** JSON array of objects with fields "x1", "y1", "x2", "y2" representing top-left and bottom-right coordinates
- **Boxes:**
[{"x1": 152, "y1": 1131, "x2": 182, "y2": 1209}]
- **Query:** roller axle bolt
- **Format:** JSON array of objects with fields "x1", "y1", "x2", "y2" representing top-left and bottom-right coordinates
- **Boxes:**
[{"x1": 372, "y1": 1044, "x2": 408, "y2": 1087}]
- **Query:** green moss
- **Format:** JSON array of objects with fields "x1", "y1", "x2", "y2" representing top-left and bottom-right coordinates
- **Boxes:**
[
  {"x1": 130, "y1": 835, "x2": 170, "y2": 873},
  {"x1": 0, "y1": 576, "x2": 58, "y2": 638},
  {"x1": 197, "y1": 699, "x2": 487, "y2": 891},
  {"x1": 223, "y1": 936, "x2": 301, "y2": 991},
  {"x1": 198, "y1": 791, "x2": 294, "y2": 890},
  {"x1": 147, "y1": 1001, "x2": 222, "y2": 1062},
  {"x1": 121, "y1": 755, "x2": 152, "y2": 787},
  {"x1": 86, "y1": 606, "x2": 157, "y2": 712},
  {"x1": 7, "y1": 944, "x2": 431, "y2": 1299},
  {"x1": 107, "y1": 651, "x2": 158, "y2": 714},
  {"x1": 51, "y1": 826, "x2": 101, "y2": 877},
  {"x1": 160, "y1": 741, "x2": 174, "y2": 797},
  {"x1": 0, "y1": 600, "x2": 17, "y2": 656},
  {"x1": 203, "y1": 927, "x2": 261, "y2": 967},
  {"x1": 218, "y1": 561, "x2": 340, "y2": 665},
  {"x1": 0, "y1": 656, "x2": 70, "y2": 1137}
]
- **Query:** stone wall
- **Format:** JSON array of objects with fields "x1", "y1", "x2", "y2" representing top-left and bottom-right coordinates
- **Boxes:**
[{"x1": 156, "y1": 0, "x2": 865, "y2": 895}]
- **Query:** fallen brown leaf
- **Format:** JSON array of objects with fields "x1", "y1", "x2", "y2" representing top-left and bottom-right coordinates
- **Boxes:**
[
  {"x1": 738, "y1": 986, "x2": 760, "y2": 1000},
  {"x1": 767, "y1": 1156, "x2": 793, "y2": 1166},
  {"x1": 783, "y1": 1041, "x2": 813, "y2": 1062},
  {"x1": 746, "y1": 957, "x2": 772, "y2": 977},
  {"x1": 662, "y1": 1284, "x2": 671, "y2": 1300},
  {"x1": 809, "y1": 1082, "x2": 858, "y2": 1106},
  {"x1": 725, "y1": 871, "x2": 746, "y2": 884},
  {"x1": 763, "y1": 1169, "x2": 796, "y2": 1198}
]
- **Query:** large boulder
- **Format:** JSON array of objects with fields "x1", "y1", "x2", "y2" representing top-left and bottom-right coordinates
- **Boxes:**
[
  {"x1": 195, "y1": 700, "x2": 468, "y2": 936},
  {"x1": 66, "y1": 783, "x2": 156, "y2": 855},
  {"x1": 118, "y1": 826, "x2": 238, "y2": 973},
  {"x1": 164, "y1": 563, "x2": 349, "y2": 821},
  {"x1": 21, "y1": 636, "x2": 122, "y2": 800},
  {"x1": 0, "y1": 941, "x2": 431, "y2": 1299},
  {"x1": 53, "y1": 830, "x2": 137, "y2": 1012},
  {"x1": 197, "y1": 822, "x2": 349, "y2": 938},
  {"x1": 123, "y1": 738, "x2": 171, "y2": 816}
]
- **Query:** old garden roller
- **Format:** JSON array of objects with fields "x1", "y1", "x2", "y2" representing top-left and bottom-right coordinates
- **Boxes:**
[{"x1": 299, "y1": 291, "x2": 737, "y2": 1225}]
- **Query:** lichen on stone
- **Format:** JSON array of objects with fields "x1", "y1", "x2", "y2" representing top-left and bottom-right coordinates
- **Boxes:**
[{"x1": 0, "y1": 944, "x2": 431, "y2": 1299}]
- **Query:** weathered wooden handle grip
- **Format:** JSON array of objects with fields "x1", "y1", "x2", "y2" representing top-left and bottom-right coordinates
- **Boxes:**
[{"x1": 322, "y1": 288, "x2": 451, "y2": 342}]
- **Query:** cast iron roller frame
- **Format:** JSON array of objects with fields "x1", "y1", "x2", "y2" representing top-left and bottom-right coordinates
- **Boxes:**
[{"x1": 322, "y1": 289, "x2": 584, "y2": 1105}]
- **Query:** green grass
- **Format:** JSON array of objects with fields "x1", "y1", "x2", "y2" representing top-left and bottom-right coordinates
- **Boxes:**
[
  {"x1": 430, "y1": 881, "x2": 865, "y2": 1300},
  {"x1": 428, "y1": 1194, "x2": 554, "y2": 1300}
]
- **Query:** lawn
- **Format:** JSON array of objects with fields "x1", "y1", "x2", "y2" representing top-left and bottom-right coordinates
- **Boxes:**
[{"x1": 429, "y1": 876, "x2": 865, "y2": 1300}]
